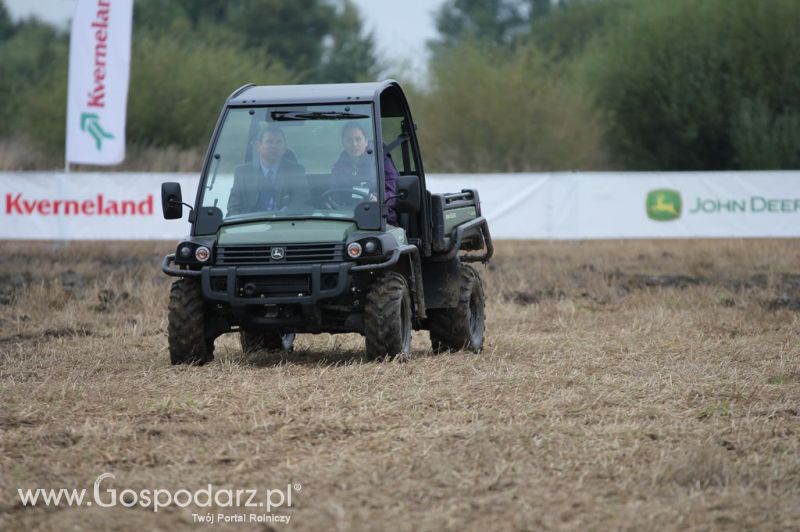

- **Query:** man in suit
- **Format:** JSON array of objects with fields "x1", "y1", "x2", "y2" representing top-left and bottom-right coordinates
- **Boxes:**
[{"x1": 226, "y1": 125, "x2": 309, "y2": 217}]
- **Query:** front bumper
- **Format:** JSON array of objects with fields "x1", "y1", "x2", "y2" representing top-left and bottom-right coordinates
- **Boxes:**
[
  {"x1": 210, "y1": 262, "x2": 354, "y2": 329},
  {"x1": 202, "y1": 262, "x2": 351, "y2": 304},
  {"x1": 162, "y1": 254, "x2": 353, "y2": 328},
  {"x1": 161, "y1": 248, "x2": 412, "y2": 330}
]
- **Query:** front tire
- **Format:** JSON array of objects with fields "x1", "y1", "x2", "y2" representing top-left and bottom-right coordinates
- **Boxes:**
[
  {"x1": 428, "y1": 264, "x2": 485, "y2": 353},
  {"x1": 364, "y1": 271, "x2": 412, "y2": 360},
  {"x1": 167, "y1": 278, "x2": 214, "y2": 365}
]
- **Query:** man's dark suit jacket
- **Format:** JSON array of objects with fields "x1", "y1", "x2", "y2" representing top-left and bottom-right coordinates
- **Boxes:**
[{"x1": 226, "y1": 157, "x2": 308, "y2": 217}]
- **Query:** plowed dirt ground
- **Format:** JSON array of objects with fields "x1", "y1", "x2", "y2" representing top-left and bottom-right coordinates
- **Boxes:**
[{"x1": 1, "y1": 240, "x2": 799, "y2": 531}]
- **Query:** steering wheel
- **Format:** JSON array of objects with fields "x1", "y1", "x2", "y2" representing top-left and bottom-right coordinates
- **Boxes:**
[{"x1": 320, "y1": 188, "x2": 370, "y2": 210}]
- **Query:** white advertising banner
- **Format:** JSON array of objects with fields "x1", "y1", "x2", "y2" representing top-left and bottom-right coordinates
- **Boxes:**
[
  {"x1": 429, "y1": 172, "x2": 800, "y2": 239},
  {"x1": 1, "y1": 171, "x2": 800, "y2": 240},
  {"x1": 561, "y1": 172, "x2": 800, "y2": 239},
  {"x1": 65, "y1": 0, "x2": 134, "y2": 165},
  {"x1": 0, "y1": 173, "x2": 197, "y2": 240}
]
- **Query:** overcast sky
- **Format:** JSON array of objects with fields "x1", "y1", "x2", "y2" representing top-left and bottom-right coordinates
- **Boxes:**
[{"x1": 3, "y1": 0, "x2": 446, "y2": 79}]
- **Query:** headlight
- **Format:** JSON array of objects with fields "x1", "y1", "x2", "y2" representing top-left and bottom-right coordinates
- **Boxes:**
[
  {"x1": 195, "y1": 246, "x2": 211, "y2": 262},
  {"x1": 346, "y1": 242, "x2": 362, "y2": 258},
  {"x1": 364, "y1": 240, "x2": 377, "y2": 254},
  {"x1": 178, "y1": 245, "x2": 192, "y2": 259}
]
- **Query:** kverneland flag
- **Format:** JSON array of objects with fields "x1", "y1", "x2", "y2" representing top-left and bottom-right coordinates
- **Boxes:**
[{"x1": 66, "y1": 0, "x2": 133, "y2": 165}]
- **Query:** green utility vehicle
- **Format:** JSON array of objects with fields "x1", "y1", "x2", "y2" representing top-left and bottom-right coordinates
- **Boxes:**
[{"x1": 161, "y1": 80, "x2": 493, "y2": 364}]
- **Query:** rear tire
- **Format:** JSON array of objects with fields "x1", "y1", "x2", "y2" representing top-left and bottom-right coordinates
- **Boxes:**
[
  {"x1": 240, "y1": 331, "x2": 296, "y2": 354},
  {"x1": 428, "y1": 264, "x2": 485, "y2": 353},
  {"x1": 364, "y1": 271, "x2": 412, "y2": 361},
  {"x1": 167, "y1": 278, "x2": 214, "y2": 365}
]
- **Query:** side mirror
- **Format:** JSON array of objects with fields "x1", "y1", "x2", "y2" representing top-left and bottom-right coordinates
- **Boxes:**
[
  {"x1": 395, "y1": 175, "x2": 421, "y2": 214},
  {"x1": 161, "y1": 182, "x2": 183, "y2": 219}
]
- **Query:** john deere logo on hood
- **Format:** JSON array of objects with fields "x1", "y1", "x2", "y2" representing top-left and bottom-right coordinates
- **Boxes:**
[{"x1": 646, "y1": 189, "x2": 682, "y2": 221}]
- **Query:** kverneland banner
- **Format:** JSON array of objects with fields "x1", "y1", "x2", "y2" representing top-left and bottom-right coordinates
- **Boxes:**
[
  {"x1": 1, "y1": 172, "x2": 800, "y2": 240},
  {"x1": 6, "y1": 193, "x2": 153, "y2": 216},
  {"x1": 0, "y1": 173, "x2": 196, "y2": 240},
  {"x1": 65, "y1": 0, "x2": 133, "y2": 165}
]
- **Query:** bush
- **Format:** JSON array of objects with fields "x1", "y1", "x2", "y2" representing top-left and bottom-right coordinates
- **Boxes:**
[
  {"x1": 579, "y1": 0, "x2": 800, "y2": 170},
  {"x1": 0, "y1": 22, "x2": 67, "y2": 139},
  {"x1": 413, "y1": 42, "x2": 608, "y2": 172},
  {"x1": 126, "y1": 35, "x2": 294, "y2": 149},
  {"x1": 730, "y1": 100, "x2": 800, "y2": 170}
]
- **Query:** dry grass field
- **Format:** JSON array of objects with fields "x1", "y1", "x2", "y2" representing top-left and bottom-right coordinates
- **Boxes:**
[{"x1": 1, "y1": 239, "x2": 799, "y2": 531}]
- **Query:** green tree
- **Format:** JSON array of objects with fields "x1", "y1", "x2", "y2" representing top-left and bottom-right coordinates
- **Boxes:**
[
  {"x1": 530, "y1": 0, "x2": 630, "y2": 60},
  {"x1": 530, "y1": 0, "x2": 552, "y2": 18},
  {"x1": 225, "y1": 0, "x2": 334, "y2": 78},
  {"x1": 0, "y1": 2, "x2": 15, "y2": 41},
  {"x1": 429, "y1": 0, "x2": 530, "y2": 59},
  {"x1": 134, "y1": 0, "x2": 377, "y2": 82},
  {"x1": 228, "y1": 0, "x2": 377, "y2": 82},
  {"x1": 579, "y1": 0, "x2": 800, "y2": 170},
  {"x1": 315, "y1": 0, "x2": 379, "y2": 83},
  {"x1": 430, "y1": 0, "x2": 598, "y2": 59},
  {"x1": 0, "y1": 20, "x2": 68, "y2": 138}
]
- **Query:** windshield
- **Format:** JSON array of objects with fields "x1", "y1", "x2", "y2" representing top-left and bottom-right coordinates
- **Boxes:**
[{"x1": 199, "y1": 103, "x2": 380, "y2": 226}]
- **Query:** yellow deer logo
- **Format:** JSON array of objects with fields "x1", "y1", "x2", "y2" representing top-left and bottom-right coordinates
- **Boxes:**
[
  {"x1": 651, "y1": 193, "x2": 678, "y2": 216},
  {"x1": 646, "y1": 189, "x2": 682, "y2": 221}
]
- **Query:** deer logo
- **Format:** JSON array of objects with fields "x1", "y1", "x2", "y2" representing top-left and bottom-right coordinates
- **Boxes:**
[{"x1": 646, "y1": 189, "x2": 682, "y2": 221}]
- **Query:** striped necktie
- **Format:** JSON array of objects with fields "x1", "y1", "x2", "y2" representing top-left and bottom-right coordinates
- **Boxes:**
[{"x1": 262, "y1": 168, "x2": 276, "y2": 210}]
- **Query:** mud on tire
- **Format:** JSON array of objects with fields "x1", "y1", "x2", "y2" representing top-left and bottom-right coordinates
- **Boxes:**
[
  {"x1": 364, "y1": 271, "x2": 412, "y2": 360},
  {"x1": 428, "y1": 263, "x2": 485, "y2": 353},
  {"x1": 167, "y1": 278, "x2": 214, "y2": 365},
  {"x1": 240, "y1": 331, "x2": 296, "y2": 354}
]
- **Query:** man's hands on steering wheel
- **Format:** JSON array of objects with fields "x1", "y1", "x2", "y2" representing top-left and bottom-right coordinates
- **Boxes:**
[{"x1": 320, "y1": 188, "x2": 371, "y2": 210}]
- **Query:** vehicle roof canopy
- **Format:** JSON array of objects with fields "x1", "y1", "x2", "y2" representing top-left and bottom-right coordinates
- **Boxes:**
[{"x1": 229, "y1": 80, "x2": 404, "y2": 109}]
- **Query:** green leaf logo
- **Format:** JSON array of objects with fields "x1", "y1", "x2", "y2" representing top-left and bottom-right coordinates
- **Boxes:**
[
  {"x1": 80, "y1": 112, "x2": 114, "y2": 151},
  {"x1": 646, "y1": 189, "x2": 682, "y2": 221}
]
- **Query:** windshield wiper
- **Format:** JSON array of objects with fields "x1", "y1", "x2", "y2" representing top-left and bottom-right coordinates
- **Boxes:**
[
  {"x1": 271, "y1": 111, "x2": 369, "y2": 121},
  {"x1": 206, "y1": 153, "x2": 222, "y2": 191},
  {"x1": 221, "y1": 213, "x2": 355, "y2": 227}
]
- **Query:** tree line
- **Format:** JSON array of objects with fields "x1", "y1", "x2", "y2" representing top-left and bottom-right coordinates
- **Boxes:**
[{"x1": 1, "y1": 0, "x2": 798, "y2": 172}]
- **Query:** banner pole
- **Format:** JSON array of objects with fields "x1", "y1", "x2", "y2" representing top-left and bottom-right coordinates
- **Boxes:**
[{"x1": 64, "y1": 1, "x2": 75, "y2": 176}]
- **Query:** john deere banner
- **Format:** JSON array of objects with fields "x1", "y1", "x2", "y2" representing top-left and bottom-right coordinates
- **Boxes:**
[
  {"x1": 427, "y1": 172, "x2": 800, "y2": 239},
  {"x1": 1, "y1": 172, "x2": 799, "y2": 240},
  {"x1": 65, "y1": 0, "x2": 134, "y2": 165}
]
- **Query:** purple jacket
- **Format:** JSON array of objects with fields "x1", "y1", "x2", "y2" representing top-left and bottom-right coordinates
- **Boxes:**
[{"x1": 331, "y1": 151, "x2": 398, "y2": 225}]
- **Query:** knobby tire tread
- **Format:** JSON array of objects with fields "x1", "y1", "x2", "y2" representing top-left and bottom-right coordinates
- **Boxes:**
[
  {"x1": 167, "y1": 278, "x2": 213, "y2": 365},
  {"x1": 428, "y1": 263, "x2": 485, "y2": 353},
  {"x1": 364, "y1": 271, "x2": 409, "y2": 360}
]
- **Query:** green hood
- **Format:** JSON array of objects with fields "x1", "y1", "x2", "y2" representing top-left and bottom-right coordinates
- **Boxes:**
[{"x1": 218, "y1": 220, "x2": 357, "y2": 245}]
